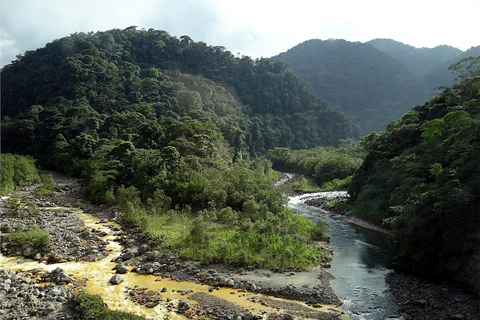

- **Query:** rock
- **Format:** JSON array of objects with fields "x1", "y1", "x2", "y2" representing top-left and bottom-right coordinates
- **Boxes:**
[
  {"x1": 282, "y1": 315, "x2": 294, "y2": 320},
  {"x1": 0, "y1": 283, "x2": 11, "y2": 292},
  {"x1": 138, "y1": 244, "x2": 151, "y2": 254},
  {"x1": 181, "y1": 288, "x2": 192, "y2": 295},
  {"x1": 116, "y1": 265, "x2": 129, "y2": 274},
  {"x1": 145, "y1": 251, "x2": 158, "y2": 261},
  {"x1": 167, "y1": 265, "x2": 177, "y2": 272},
  {"x1": 23, "y1": 246, "x2": 35, "y2": 257},
  {"x1": 178, "y1": 299, "x2": 190, "y2": 310},
  {"x1": 109, "y1": 275, "x2": 124, "y2": 285},
  {"x1": 122, "y1": 251, "x2": 136, "y2": 260},
  {"x1": 143, "y1": 263, "x2": 156, "y2": 270},
  {"x1": 243, "y1": 313, "x2": 254, "y2": 320},
  {"x1": 453, "y1": 315, "x2": 465, "y2": 319},
  {"x1": 42, "y1": 304, "x2": 57, "y2": 316}
]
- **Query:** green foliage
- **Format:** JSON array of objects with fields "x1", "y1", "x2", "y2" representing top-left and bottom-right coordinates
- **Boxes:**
[
  {"x1": 350, "y1": 75, "x2": 480, "y2": 293},
  {"x1": 293, "y1": 177, "x2": 321, "y2": 192},
  {"x1": 272, "y1": 39, "x2": 432, "y2": 135},
  {"x1": 3, "y1": 226, "x2": 51, "y2": 253},
  {"x1": 321, "y1": 176, "x2": 352, "y2": 191},
  {"x1": 266, "y1": 144, "x2": 364, "y2": 188},
  {"x1": 34, "y1": 174, "x2": 55, "y2": 195},
  {"x1": 1, "y1": 28, "x2": 359, "y2": 165},
  {"x1": 0, "y1": 28, "x2": 341, "y2": 272},
  {"x1": 70, "y1": 291, "x2": 146, "y2": 320},
  {"x1": 2, "y1": 196, "x2": 40, "y2": 218},
  {"x1": 0, "y1": 154, "x2": 41, "y2": 195}
]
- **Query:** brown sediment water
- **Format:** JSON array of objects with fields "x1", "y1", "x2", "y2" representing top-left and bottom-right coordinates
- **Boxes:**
[{"x1": 0, "y1": 206, "x2": 347, "y2": 319}]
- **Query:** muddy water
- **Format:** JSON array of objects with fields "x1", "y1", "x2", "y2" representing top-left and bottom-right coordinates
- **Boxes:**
[{"x1": 0, "y1": 205, "x2": 345, "y2": 319}]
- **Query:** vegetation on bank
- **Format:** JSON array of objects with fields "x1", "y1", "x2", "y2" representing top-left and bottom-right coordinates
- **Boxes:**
[
  {"x1": 0, "y1": 154, "x2": 41, "y2": 195},
  {"x1": 349, "y1": 65, "x2": 480, "y2": 293},
  {"x1": 70, "y1": 292, "x2": 147, "y2": 320},
  {"x1": 266, "y1": 141, "x2": 364, "y2": 191},
  {"x1": 1, "y1": 195, "x2": 51, "y2": 254},
  {"x1": 103, "y1": 158, "x2": 328, "y2": 269},
  {"x1": 0, "y1": 28, "x2": 340, "y2": 271}
]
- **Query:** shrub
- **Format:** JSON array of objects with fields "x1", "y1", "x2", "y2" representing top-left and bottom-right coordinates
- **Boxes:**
[
  {"x1": 0, "y1": 154, "x2": 40, "y2": 195},
  {"x1": 3, "y1": 226, "x2": 51, "y2": 253},
  {"x1": 70, "y1": 291, "x2": 147, "y2": 320},
  {"x1": 34, "y1": 174, "x2": 56, "y2": 195},
  {"x1": 2, "y1": 196, "x2": 40, "y2": 217}
]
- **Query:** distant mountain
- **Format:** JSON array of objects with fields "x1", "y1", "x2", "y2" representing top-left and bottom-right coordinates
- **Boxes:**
[
  {"x1": 273, "y1": 38, "x2": 479, "y2": 135},
  {"x1": 367, "y1": 39, "x2": 480, "y2": 94},
  {"x1": 272, "y1": 39, "x2": 428, "y2": 135}
]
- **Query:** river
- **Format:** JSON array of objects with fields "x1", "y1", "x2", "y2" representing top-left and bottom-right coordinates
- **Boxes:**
[{"x1": 289, "y1": 192, "x2": 406, "y2": 320}]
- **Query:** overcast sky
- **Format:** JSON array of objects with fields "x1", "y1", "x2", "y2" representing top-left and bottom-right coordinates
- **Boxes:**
[{"x1": 1, "y1": 0, "x2": 479, "y2": 67}]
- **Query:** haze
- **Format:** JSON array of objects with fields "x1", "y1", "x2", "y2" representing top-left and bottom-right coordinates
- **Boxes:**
[{"x1": 1, "y1": 0, "x2": 479, "y2": 67}]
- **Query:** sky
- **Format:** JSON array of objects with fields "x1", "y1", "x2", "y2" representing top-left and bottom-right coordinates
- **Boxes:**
[{"x1": 1, "y1": 0, "x2": 479, "y2": 67}]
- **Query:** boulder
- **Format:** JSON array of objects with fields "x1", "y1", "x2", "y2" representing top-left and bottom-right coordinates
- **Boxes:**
[
  {"x1": 178, "y1": 299, "x2": 190, "y2": 310},
  {"x1": 109, "y1": 274, "x2": 124, "y2": 285},
  {"x1": 121, "y1": 251, "x2": 135, "y2": 260},
  {"x1": 116, "y1": 265, "x2": 129, "y2": 274}
]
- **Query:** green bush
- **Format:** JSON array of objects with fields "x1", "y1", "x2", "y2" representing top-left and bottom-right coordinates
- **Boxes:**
[
  {"x1": 0, "y1": 154, "x2": 40, "y2": 195},
  {"x1": 3, "y1": 226, "x2": 51, "y2": 253},
  {"x1": 70, "y1": 291, "x2": 147, "y2": 320},
  {"x1": 2, "y1": 196, "x2": 40, "y2": 218},
  {"x1": 34, "y1": 174, "x2": 56, "y2": 195}
]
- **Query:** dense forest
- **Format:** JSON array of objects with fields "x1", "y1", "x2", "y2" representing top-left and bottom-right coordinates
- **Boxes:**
[
  {"x1": 273, "y1": 39, "x2": 480, "y2": 135},
  {"x1": 1, "y1": 27, "x2": 359, "y2": 159},
  {"x1": 1, "y1": 27, "x2": 362, "y2": 269},
  {"x1": 349, "y1": 59, "x2": 480, "y2": 293}
]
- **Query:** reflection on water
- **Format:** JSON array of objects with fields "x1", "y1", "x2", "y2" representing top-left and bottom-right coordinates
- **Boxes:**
[{"x1": 289, "y1": 197, "x2": 405, "y2": 320}]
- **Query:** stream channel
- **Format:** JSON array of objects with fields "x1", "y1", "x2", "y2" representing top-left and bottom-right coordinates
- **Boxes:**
[
  {"x1": 289, "y1": 192, "x2": 405, "y2": 320},
  {"x1": 0, "y1": 183, "x2": 405, "y2": 319}
]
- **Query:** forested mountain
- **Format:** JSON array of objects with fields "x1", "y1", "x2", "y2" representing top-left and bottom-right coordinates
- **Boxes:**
[
  {"x1": 1, "y1": 27, "x2": 359, "y2": 160},
  {"x1": 272, "y1": 39, "x2": 428, "y2": 135},
  {"x1": 273, "y1": 39, "x2": 479, "y2": 135},
  {"x1": 367, "y1": 38, "x2": 480, "y2": 96},
  {"x1": 2, "y1": 27, "x2": 357, "y2": 269},
  {"x1": 349, "y1": 63, "x2": 480, "y2": 293}
]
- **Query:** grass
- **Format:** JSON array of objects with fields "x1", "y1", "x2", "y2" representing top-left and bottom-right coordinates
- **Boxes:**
[{"x1": 120, "y1": 202, "x2": 329, "y2": 270}]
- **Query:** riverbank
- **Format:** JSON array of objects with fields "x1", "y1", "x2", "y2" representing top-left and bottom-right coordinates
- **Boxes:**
[
  {"x1": 279, "y1": 172, "x2": 479, "y2": 320},
  {"x1": 0, "y1": 172, "x2": 347, "y2": 320}
]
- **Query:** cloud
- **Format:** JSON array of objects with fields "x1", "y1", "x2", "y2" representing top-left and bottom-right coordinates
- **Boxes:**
[{"x1": 1, "y1": 0, "x2": 478, "y2": 67}]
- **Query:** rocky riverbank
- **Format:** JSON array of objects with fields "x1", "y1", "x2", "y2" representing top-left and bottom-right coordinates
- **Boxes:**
[
  {"x1": 386, "y1": 272, "x2": 479, "y2": 320},
  {"x1": 0, "y1": 172, "x2": 345, "y2": 320}
]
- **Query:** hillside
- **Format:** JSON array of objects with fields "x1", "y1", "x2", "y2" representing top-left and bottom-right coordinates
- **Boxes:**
[
  {"x1": 1, "y1": 28, "x2": 360, "y2": 160},
  {"x1": 272, "y1": 39, "x2": 428, "y2": 135},
  {"x1": 349, "y1": 64, "x2": 480, "y2": 293},
  {"x1": 1, "y1": 27, "x2": 357, "y2": 270},
  {"x1": 273, "y1": 39, "x2": 479, "y2": 135},
  {"x1": 367, "y1": 38, "x2": 480, "y2": 96}
]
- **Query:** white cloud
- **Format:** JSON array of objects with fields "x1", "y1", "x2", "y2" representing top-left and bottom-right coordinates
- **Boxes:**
[{"x1": 1, "y1": 0, "x2": 478, "y2": 67}]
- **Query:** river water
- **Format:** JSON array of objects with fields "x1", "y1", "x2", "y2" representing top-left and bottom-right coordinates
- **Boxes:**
[{"x1": 289, "y1": 192, "x2": 406, "y2": 320}]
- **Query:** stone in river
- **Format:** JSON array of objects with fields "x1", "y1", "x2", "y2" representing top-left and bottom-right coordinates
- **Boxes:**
[{"x1": 109, "y1": 274, "x2": 124, "y2": 285}]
